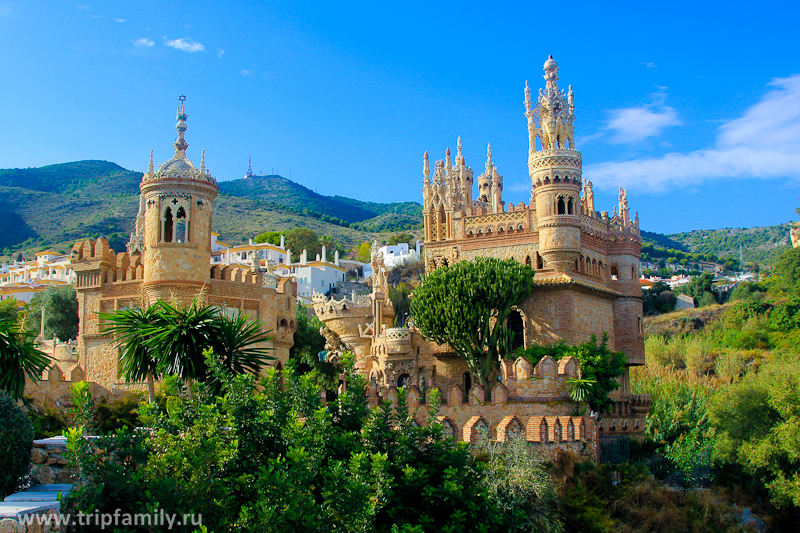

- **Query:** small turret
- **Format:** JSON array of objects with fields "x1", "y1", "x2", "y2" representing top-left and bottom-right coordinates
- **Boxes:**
[{"x1": 477, "y1": 144, "x2": 493, "y2": 203}]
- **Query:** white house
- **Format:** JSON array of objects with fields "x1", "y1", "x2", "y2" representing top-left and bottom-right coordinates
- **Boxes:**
[
  {"x1": 0, "y1": 251, "x2": 75, "y2": 303},
  {"x1": 276, "y1": 246, "x2": 347, "y2": 304},
  {"x1": 211, "y1": 233, "x2": 290, "y2": 268},
  {"x1": 377, "y1": 241, "x2": 423, "y2": 269}
]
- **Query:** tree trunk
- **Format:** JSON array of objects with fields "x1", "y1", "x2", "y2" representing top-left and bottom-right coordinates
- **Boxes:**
[{"x1": 147, "y1": 371, "x2": 156, "y2": 403}]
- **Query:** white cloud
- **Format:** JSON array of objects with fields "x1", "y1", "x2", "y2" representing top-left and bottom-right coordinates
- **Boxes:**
[
  {"x1": 644, "y1": 61, "x2": 657, "y2": 68},
  {"x1": 77, "y1": 4, "x2": 88, "y2": 10},
  {"x1": 239, "y1": 69, "x2": 252, "y2": 77},
  {"x1": 585, "y1": 74, "x2": 800, "y2": 191},
  {"x1": 217, "y1": 48, "x2": 225, "y2": 58},
  {"x1": 603, "y1": 87, "x2": 681, "y2": 144},
  {"x1": 114, "y1": 18, "x2": 126, "y2": 23},
  {"x1": 133, "y1": 38, "x2": 154, "y2": 47},
  {"x1": 164, "y1": 37, "x2": 205, "y2": 53}
]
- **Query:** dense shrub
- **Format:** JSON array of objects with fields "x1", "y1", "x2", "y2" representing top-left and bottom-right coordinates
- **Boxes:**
[
  {"x1": 24, "y1": 400, "x2": 68, "y2": 439},
  {"x1": 94, "y1": 394, "x2": 143, "y2": 434},
  {"x1": 0, "y1": 392, "x2": 34, "y2": 497},
  {"x1": 516, "y1": 334, "x2": 625, "y2": 414},
  {"x1": 65, "y1": 353, "x2": 561, "y2": 532}
]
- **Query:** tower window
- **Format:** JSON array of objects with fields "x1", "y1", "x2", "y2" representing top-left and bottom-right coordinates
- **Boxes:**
[
  {"x1": 175, "y1": 206, "x2": 188, "y2": 243},
  {"x1": 567, "y1": 197, "x2": 574, "y2": 215},
  {"x1": 557, "y1": 197, "x2": 565, "y2": 215},
  {"x1": 163, "y1": 207, "x2": 174, "y2": 243}
]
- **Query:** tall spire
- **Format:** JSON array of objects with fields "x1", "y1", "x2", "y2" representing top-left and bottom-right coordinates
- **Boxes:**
[
  {"x1": 456, "y1": 136, "x2": 463, "y2": 166},
  {"x1": 445, "y1": 147, "x2": 452, "y2": 174},
  {"x1": 423, "y1": 151, "x2": 430, "y2": 185},
  {"x1": 174, "y1": 94, "x2": 189, "y2": 158},
  {"x1": 148, "y1": 149, "x2": 154, "y2": 174},
  {"x1": 485, "y1": 143, "x2": 494, "y2": 175},
  {"x1": 200, "y1": 149, "x2": 206, "y2": 175}
]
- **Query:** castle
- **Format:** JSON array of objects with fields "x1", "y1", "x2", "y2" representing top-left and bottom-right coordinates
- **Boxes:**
[
  {"x1": 28, "y1": 99, "x2": 296, "y2": 399},
  {"x1": 313, "y1": 56, "x2": 650, "y2": 452}
]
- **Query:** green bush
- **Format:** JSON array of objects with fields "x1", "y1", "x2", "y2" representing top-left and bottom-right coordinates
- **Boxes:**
[
  {"x1": 94, "y1": 394, "x2": 143, "y2": 434},
  {"x1": 24, "y1": 400, "x2": 67, "y2": 439},
  {"x1": 515, "y1": 334, "x2": 625, "y2": 414},
  {"x1": 65, "y1": 353, "x2": 560, "y2": 532},
  {"x1": 0, "y1": 392, "x2": 34, "y2": 498}
]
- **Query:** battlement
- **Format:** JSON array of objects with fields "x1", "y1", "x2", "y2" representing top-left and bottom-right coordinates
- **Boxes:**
[
  {"x1": 359, "y1": 380, "x2": 597, "y2": 459},
  {"x1": 209, "y1": 264, "x2": 263, "y2": 286},
  {"x1": 71, "y1": 238, "x2": 145, "y2": 287}
]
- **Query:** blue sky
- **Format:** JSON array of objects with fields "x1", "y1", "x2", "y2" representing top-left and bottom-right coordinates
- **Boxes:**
[{"x1": 1, "y1": 1, "x2": 799, "y2": 234}]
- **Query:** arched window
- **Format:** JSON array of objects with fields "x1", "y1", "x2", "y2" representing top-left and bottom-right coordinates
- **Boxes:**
[
  {"x1": 506, "y1": 418, "x2": 523, "y2": 440},
  {"x1": 175, "y1": 206, "x2": 188, "y2": 242},
  {"x1": 537, "y1": 253, "x2": 544, "y2": 270},
  {"x1": 441, "y1": 419, "x2": 456, "y2": 439},
  {"x1": 397, "y1": 373, "x2": 411, "y2": 388},
  {"x1": 557, "y1": 197, "x2": 566, "y2": 215},
  {"x1": 163, "y1": 207, "x2": 174, "y2": 243},
  {"x1": 610, "y1": 264, "x2": 619, "y2": 280},
  {"x1": 525, "y1": 255, "x2": 532, "y2": 267},
  {"x1": 508, "y1": 309, "x2": 525, "y2": 352},
  {"x1": 463, "y1": 372, "x2": 472, "y2": 402},
  {"x1": 567, "y1": 197, "x2": 574, "y2": 215}
]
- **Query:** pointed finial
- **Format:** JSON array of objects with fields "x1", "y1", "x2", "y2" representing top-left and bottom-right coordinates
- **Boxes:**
[
  {"x1": 487, "y1": 143, "x2": 492, "y2": 161},
  {"x1": 200, "y1": 149, "x2": 206, "y2": 175},
  {"x1": 148, "y1": 149, "x2": 154, "y2": 174},
  {"x1": 423, "y1": 151, "x2": 430, "y2": 183},
  {"x1": 174, "y1": 95, "x2": 189, "y2": 157}
]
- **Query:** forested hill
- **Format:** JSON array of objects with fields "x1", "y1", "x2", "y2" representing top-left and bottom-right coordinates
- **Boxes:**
[
  {"x1": 0, "y1": 160, "x2": 792, "y2": 268},
  {"x1": 0, "y1": 160, "x2": 423, "y2": 259},
  {"x1": 642, "y1": 225, "x2": 792, "y2": 268},
  {"x1": 218, "y1": 175, "x2": 421, "y2": 223}
]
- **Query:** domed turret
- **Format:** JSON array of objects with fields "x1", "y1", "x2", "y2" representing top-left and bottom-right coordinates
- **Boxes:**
[{"x1": 139, "y1": 96, "x2": 219, "y2": 304}]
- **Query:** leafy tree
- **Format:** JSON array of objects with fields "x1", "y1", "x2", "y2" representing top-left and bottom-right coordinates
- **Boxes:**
[
  {"x1": 0, "y1": 319, "x2": 51, "y2": 400},
  {"x1": 0, "y1": 392, "x2": 34, "y2": 498},
  {"x1": 774, "y1": 246, "x2": 800, "y2": 296},
  {"x1": 388, "y1": 282, "x2": 411, "y2": 327},
  {"x1": 410, "y1": 257, "x2": 535, "y2": 393},
  {"x1": 65, "y1": 355, "x2": 559, "y2": 532},
  {"x1": 289, "y1": 304, "x2": 338, "y2": 392},
  {"x1": 514, "y1": 335, "x2": 625, "y2": 414},
  {"x1": 23, "y1": 285, "x2": 79, "y2": 340},
  {"x1": 675, "y1": 272, "x2": 718, "y2": 307},
  {"x1": 710, "y1": 356, "x2": 800, "y2": 508},
  {"x1": 254, "y1": 231, "x2": 282, "y2": 246},
  {"x1": 0, "y1": 298, "x2": 20, "y2": 323},
  {"x1": 387, "y1": 233, "x2": 414, "y2": 246},
  {"x1": 354, "y1": 241, "x2": 371, "y2": 263},
  {"x1": 284, "y1": 227, "x2": 321, "y2": 262}
]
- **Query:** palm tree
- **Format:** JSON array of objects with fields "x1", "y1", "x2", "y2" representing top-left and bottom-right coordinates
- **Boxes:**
[
  {"x1": 102, "y1": 300, "x2": 275, "y2": 398},
  {"x1": 100, "y1": 305, "x2": 162, "y2": 402},
  {"x1": 207, "y1": 310, "x2": 274, "y2": 392},
  {"x1": 0, "y1": 320, "x2": 51, "y2": 400},
  {"x1": 145, "y1": 299, "x2": 217, "y2": 383}
]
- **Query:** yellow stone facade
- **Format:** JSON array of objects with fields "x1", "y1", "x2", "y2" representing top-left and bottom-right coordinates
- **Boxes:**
[{"x1": 31, "y1": 99, "x2": 296, "y2": 397}]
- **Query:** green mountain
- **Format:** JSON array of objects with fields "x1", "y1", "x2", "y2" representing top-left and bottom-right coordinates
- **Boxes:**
[
  {"x1": 0, "y1": 160, "x2": 423, "y2": 258},
  {"x1": 0, "y1": 160, "x2": 792, "y2": 269},
  {"x1": 664, "y1": 225, "x2": 792, "y2": 267}
]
